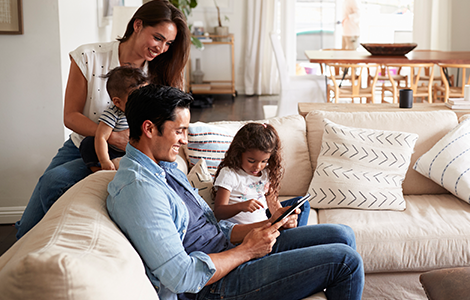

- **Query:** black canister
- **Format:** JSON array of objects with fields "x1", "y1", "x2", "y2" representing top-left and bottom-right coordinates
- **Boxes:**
[{"x1": 399, "y1": 89, "x2": 413, "y2": 108}]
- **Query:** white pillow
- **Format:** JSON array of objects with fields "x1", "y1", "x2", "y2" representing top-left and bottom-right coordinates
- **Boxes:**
[
  {"x1": 413, "y1": 118, "x2": 470, "y2": 204},
  {"x1": 187, "y1": 159, "x2": 214, "y2": 209},
  {"x1": 308, "y1": 119, "x2": 418, "y2": 210}
]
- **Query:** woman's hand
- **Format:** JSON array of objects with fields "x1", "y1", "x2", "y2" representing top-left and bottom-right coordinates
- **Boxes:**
[{"x1": 108, "y1": 129, "x2": 129, "y2": 151}]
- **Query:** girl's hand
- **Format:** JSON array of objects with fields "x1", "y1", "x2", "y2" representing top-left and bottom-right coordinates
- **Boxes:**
[
  {"x1": 241, "y1": 199, "x2": 265, "y2": 213},
  {"x1": 269, "y1": 207, "x2": 299, "y2": 229}
]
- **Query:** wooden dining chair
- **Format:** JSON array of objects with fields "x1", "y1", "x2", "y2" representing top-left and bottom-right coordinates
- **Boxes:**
[
  {"x1": 434, "y1": 63, "x2": 470, "y2": 102},
  {"x1": 326, "y1": 63, "x2": 379, "y2": 103},
  {"x1": 413, "y1": 50, "x2": 450, "y2": 92},
  {"x1": 368, "y1": 65, "x2": 408, "y2": 103},
  {"x1": 383, "y1": 63, "x2": 435, "y2": 103},
  {"x1": 318, "y1": 49, "x2": 355, "y2": 100}
]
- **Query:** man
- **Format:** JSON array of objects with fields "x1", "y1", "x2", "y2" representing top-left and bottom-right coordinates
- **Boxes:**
[
  {"x1": 342, "y1": 0, "x2": 361, "y2": 50},
  {"x1": 107, "y1": 84, "x2": 364, "y2": 300}
]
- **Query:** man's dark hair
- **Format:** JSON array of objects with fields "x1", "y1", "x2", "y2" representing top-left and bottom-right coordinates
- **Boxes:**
[{"x1": 125, "y1": 84, "x2": 193, "y2": 142}]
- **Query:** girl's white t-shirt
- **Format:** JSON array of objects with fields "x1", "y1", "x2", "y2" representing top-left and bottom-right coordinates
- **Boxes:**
[{"x1": 214, "y1": 167, "x2": 269, "y2": 224}]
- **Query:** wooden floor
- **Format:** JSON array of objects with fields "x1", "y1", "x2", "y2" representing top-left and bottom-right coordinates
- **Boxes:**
[
  {"x1": 0, "y1": 224, "x2": 17, "y2": 256},
  {"x1": 0, "y1": 94, "x2": 271, "y2": 257}
]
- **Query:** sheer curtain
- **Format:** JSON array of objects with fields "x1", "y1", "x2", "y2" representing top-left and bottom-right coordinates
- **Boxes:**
[
  {"x1": 244, "y1": 0, "x2": 279, "y2": 95},
  {"x1": 413, "y1": 0, "x2": 450, "y2": 51}
]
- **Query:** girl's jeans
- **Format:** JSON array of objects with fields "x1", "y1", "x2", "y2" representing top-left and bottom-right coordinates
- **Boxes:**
[
  {"x1": 15, "y1": 139, "x2": 92, "y2": 239},
  {"x1": 197, "y1": 224, "x2": 364, "y2": 300}
]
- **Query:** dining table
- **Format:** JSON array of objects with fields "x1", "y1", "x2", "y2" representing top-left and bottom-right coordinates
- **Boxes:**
[
  {"x1": 304, "y1": 49, "x2": 470, "y2": 64},
  {"x1": 305, "y1": 49, "x2": 470, "y2": 103}
]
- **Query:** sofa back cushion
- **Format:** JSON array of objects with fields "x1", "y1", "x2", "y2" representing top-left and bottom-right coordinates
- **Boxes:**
[
  {"x1": 305, "y1": 110, "x2": 458, "y2": 195},
  {"x1": 0, "y1": 171, "x2": 159, "y2": 300},
  {"x1": 183, "y1": 114, "x2": 313, "y2": 196}
]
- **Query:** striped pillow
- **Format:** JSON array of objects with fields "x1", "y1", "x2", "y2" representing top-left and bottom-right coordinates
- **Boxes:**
[
  {"x1": 414, "y1": 118, "x2": 470, "y2": 204},
  {"x1": 186, "y1": 123, "x2": 235, "y2": 176}
]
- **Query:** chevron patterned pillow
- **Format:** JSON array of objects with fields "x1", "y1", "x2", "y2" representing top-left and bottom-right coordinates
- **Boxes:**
[
  {"x1": 413, "y1": 118, "x2": 470, "y2": 204},
  {"x1": 308, "y1": 118, "x2": 418, "y2": 210}
]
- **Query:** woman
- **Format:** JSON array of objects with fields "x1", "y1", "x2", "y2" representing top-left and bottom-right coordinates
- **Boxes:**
[{"x1": 15, "y1": 0, "x2": 190, "y2": 239}]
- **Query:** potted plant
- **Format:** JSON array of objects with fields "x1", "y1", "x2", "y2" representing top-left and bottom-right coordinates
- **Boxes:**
[
  {"x1": 213, "y1": 0, "x2": 229, "y2": 41},
  {"x1": 169, "y1": 0, "x2": 203, "y2": 49}
]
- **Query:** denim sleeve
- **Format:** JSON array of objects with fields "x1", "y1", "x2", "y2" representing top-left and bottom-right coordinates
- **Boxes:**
[{"x1": 107, "y1": 179, "x2": 216, "y2": 294}]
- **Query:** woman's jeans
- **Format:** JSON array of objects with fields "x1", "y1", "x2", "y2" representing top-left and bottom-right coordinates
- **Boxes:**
[
  {"x1": 197, "y1": 224, "x2": 364, "y2": 300},
  {"x1": 266, "y1": 196, "x2": 311, "y2": 227},
  {"x1": 15, "y1": 139, "x2": 92, "y2": 239}
]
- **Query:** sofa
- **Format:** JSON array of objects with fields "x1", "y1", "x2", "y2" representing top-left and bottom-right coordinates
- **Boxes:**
[{"x1": 1, "y1": 107, "x2": 469, "y2": 300}]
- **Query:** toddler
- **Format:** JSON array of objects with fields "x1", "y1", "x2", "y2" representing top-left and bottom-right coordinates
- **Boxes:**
[{"x1": 79, "y1": 66, "x2": 147, "y2": 172}]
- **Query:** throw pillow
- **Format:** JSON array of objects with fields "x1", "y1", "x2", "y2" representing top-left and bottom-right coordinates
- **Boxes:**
[
  {"x1": 413, "y1": 118, "x2": 470, "y2": 204},
  {"x1": 186, "y1": 123, "x2": 235, "y2": 176},
  {"x1": 187, "y1": 158, "x2": 215, "y2": 209},
  {"x1": 308, "y1": 118, "x2": 418, "y2": 210}
]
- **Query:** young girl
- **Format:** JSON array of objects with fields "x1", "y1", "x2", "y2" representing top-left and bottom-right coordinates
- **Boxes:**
[{"x1": 213, "y1": 122, "x2": 310, "y2": 226}]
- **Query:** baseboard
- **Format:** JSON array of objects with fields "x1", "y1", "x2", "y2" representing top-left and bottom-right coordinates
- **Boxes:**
[{"x1": 0, "y1": 206, "x2": 24, "y2": 224}]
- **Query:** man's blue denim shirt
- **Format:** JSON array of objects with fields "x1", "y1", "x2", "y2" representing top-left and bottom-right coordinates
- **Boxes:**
[{"x1": 107, "y1": 144, "x2": 235, "y2": 300}]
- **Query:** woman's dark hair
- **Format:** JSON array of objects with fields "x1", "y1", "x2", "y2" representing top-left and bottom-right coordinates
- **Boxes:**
[
  {"x1": 213, "y1": 123, "x2": 284, "y2": 197},
  {"x1": 125, "y1": 84, "x2": 193, "y2": 142},
  {"x1": 118, "y1": 0, "x2": 190, "y2": 90}
]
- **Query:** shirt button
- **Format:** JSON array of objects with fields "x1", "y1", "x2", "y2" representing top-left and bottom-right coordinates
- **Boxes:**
[{"x1": 183, "y1": 229, "x2": 186, "y2": 233}]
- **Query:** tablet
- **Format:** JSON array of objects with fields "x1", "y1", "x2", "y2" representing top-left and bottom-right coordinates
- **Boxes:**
[{"x1": 272, "y1": 193, "x2": 311, "y2": 225}]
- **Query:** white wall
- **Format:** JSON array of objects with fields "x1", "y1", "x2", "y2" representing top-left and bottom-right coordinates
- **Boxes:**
[
  {"x1": 0, "y1": 0, "x2": 115, "y2": 223},
  {"x1": 0, "y1": 0, "x2": 64, "y2": 222},
  {"x1": 450, "y1": 0, "x2": 470, "y2": 51}
]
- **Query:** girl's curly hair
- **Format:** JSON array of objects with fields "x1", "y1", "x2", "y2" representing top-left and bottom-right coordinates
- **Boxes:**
[{"x1": 213, "y1": 123, "x2": 284, "y2": 197}]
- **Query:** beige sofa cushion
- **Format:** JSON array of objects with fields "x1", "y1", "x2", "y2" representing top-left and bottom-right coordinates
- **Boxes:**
[
  {"x1": 319, "y1": 194, "x2": 470, "y2": 274},
  {"x1": 184, "y1": 115, "x2": 313, "y2": 196},
  {"x1": 306, "y1": 110, "x2": 458, "y2": 195},
  {"x1": 0, "y1": 171, "x2": 159, "y2": 300}
]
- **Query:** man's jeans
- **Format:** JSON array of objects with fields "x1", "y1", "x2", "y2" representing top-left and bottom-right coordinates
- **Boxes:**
[
  {"x1": 197, "y1": 224, "x2": 364, "y2": 300},
  {"x1": 15, "y1": 139, "x2": 91, "y2": 239}
]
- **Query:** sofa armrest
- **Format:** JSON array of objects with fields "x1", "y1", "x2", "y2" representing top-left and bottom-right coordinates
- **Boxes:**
[{"x1": 420, "y1": 267, "x2": 470, "y2": 300}]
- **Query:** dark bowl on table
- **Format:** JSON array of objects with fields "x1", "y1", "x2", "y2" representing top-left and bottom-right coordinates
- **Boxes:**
[{"x1": 361, "y1": 43, "x2": 418, "y2": 56}]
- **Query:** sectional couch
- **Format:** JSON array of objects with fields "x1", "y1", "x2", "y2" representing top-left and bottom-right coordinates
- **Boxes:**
[{"x1": 1, "y1": 107, "x2": 469, "y2": 300}]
